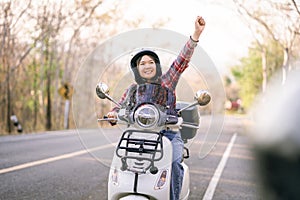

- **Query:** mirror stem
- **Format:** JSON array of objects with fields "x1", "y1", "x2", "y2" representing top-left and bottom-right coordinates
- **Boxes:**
[
  {"x1": 106, "y1": 95, "x2": 122, "y2": 108},
  {"x1": 177, "y1": 102, "x2": 198, "y2": 114}
]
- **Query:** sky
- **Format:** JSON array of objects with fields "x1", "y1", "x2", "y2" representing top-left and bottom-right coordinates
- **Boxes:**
[{"x1": 109, "y1": 0, "x2": 254, "y2": 75}]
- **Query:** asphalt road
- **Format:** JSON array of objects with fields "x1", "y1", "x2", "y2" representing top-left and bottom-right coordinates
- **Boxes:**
[{"x1": 0, "y1": 115, "x2": 261, "y2": 200}]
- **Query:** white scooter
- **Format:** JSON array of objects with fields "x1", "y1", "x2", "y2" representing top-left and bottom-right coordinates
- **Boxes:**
[{"x1": 96, "y1": 82, "x2": 211, "y2": 200}]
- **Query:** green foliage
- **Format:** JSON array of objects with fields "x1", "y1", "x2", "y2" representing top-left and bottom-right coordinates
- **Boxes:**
[
  {"x1": 266, "y1": 41, "x2": 283, "y2": 78},
  {"x1": 0, "y1": 0, "x2": 142, "y2": 134},
  {"x1": 231, "y1": 40, "x2": 283, "y2": 110}
]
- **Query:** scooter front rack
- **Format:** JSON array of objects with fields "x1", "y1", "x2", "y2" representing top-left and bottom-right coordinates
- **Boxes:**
[{"x1": 116, "y1": 129, "x2": 163, "y2": 173}]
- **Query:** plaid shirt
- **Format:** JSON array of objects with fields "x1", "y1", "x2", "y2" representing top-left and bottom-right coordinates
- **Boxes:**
[{"x1": 114, "y1": 38, "x2": 198, "y2": 115}]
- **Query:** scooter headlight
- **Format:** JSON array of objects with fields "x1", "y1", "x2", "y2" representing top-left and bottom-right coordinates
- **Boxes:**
[{"x1": 134, "y1": 104, "x2": 159, "y2": 129}]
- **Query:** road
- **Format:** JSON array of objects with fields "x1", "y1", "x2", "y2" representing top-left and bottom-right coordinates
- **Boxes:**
[{"x1": 0, "y1": 115, "x2": 260, "y2": 200}]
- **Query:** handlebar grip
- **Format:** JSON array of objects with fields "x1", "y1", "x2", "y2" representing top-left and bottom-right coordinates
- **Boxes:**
[
  {"x1": 97, "y1": 116, "x2": 117, "y2": 126},
  {"x1": 105, "y1": 115, "x2": 117, "y2": 126}
]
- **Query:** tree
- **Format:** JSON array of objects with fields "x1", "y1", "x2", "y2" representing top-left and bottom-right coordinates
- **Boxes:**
[
  {"x1": 233, "y1": 0, "x2": 300, "y2": 86},
  {"x1": 231, "y1": 40, "x2": 283, "y2": 110},
  {"x1": 0, "y1": 0, "x2": 39, "y2": 133},
  {"x1": 0, "y1": 0, "x2": 163, "y2": 134},
  {"x1": 31, "y1": 0, "x2": 104, "y2": 130}
]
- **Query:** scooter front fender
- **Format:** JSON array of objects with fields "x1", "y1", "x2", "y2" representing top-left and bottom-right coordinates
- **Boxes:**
[
  {"x1": 120, "y1": 194, "x2": 150, "y2": 200},
  {"x1": 108, "y1": 135, "x2": 173, "y2": 200}
]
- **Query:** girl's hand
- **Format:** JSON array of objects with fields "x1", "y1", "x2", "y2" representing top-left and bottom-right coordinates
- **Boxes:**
[
  {"x1": 107, "y1": 111, "x2": 117, "y2": 124},
  {"x1": 192, "y1": 16, "x2": 206, "y2": 42}
]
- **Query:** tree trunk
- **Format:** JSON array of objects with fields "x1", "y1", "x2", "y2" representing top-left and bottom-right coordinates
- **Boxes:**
[
  {"x1": 261, "y1": 48, "x2": 267, "y2": 93},
  {"x1": 33, "y1": 60, "x2": 38, "y2": 130},
  {"x1": 6, "y1": 66, "x2": 12, "y2": 133},
  {"x1": 282, "y1": 48, "x2": 289, "y2": 85},
  {"x1": 45, "y1": 38, "x2": 52, "y2": 130},
  {"x1": 46, "y1": 73, "x2": 52, "y2": 130}
]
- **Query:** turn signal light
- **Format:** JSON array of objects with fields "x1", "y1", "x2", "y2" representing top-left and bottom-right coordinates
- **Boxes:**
[{"x1": 154, "y1": 170, "x2": 168, "y2": 190}]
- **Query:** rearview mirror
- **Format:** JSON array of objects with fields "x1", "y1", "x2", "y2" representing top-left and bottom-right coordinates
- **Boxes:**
[
  {"x1": 96, "y1": 82, "x2": 109, "y2": 99},
  {"x1": 96, "y1": 82, "x2": 121, "y2": 108},
  {"x1": 195, "y1": 90, "x2": 211, "y2": 106}
]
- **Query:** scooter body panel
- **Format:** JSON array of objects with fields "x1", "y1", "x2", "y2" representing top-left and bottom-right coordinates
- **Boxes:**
[
  {"x1": 179, "y1": 162, "x2": 190, "y2": 200},
  {"x1": 108, "y1": 133, "x2": 175, "y2": 200}
]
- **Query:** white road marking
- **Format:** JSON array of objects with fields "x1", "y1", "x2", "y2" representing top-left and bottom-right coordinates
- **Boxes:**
[
  {"x1": 0, "y1": 143, "x2": 115, "y2": 175},
  {"x1": 202, "y1": 133, "x2": 237, "y2": 200}
]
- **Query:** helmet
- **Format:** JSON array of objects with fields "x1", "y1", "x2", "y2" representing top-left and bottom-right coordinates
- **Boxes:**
[{"x1": 130, "y1": 50, "x2": 162, "y2": 84}]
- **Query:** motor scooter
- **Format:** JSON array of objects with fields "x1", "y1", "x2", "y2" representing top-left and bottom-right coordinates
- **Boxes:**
[{"x1": 96, "y1": 82, "x2": 211, "y2": 200}]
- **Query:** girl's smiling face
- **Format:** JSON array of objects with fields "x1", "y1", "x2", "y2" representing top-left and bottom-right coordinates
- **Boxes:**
[{"x1": 137, "y1": 55, "x2": 157, "y2": 80}]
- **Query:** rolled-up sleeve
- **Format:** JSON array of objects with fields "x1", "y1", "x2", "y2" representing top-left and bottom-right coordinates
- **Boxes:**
[{"x1": 162, "y1": 38, "x2": 198, "y2": 90}]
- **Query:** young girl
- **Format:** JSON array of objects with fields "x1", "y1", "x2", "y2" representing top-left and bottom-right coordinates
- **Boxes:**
[{"x1": 107, "y1": 16, "x2": 206, "y2": 200}]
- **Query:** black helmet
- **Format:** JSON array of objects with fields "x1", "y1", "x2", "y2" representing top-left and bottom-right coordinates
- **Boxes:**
[{"x1": 130, "y1": 50, "x2": 162, "y2": 84}]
